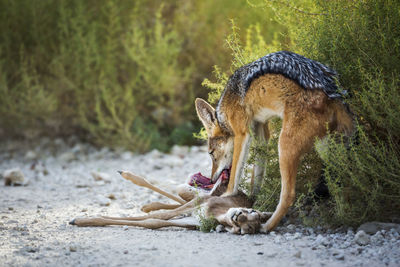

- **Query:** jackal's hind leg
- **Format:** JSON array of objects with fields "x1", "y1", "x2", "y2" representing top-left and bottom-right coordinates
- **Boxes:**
[{"x1": 262, "y1": 115, "x2": 324, "y2": 232}]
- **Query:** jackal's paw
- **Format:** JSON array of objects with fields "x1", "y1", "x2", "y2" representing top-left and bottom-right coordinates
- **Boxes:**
[{"x1": 226, "y1": 208, "x2": 263, "y2": 235}]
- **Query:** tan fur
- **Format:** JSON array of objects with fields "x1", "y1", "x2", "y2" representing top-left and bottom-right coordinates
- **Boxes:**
[{"x1": 196, "y1": 73, "x2": 354, "y2": 232}]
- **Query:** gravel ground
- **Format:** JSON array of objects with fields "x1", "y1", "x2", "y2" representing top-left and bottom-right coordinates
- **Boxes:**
[{"x1": 1, "y1": 138, "x2": 399, "y2": 267}]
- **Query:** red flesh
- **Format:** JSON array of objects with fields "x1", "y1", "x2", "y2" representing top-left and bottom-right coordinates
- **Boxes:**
[{"x1": 188, "y1": 168, "x2": 231, "y2": 191}]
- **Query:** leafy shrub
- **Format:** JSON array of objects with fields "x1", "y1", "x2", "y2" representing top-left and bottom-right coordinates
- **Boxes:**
[
  {"x1": 203, "y1": 0, "x2": 400, "y2": 227},
  {"x1": 271, "y1": 0, "x2": 400, "y2": 226}
]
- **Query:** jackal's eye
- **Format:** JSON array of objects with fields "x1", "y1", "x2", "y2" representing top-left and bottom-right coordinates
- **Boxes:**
[{"x1": 208, "y1": 149, "x2": 214, "y2": 155}]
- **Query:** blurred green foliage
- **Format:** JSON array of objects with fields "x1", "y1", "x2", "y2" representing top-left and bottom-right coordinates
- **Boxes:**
[
  {"x1": 277, "y1": 0, "x2": 400, "y2": 226},
  {"x1": 202, "y1": 0, "x2": 400, "y2": 226},
  {"x1": 0, "y1": 0, "x2": 282, "y2": 151}
]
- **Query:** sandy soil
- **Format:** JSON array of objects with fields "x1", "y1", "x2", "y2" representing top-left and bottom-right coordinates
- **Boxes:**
[{"x1": 0, "y1": 138, "x2": 399, "y2": 267}]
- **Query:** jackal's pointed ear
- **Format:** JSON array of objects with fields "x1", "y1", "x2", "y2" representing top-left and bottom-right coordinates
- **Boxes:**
[{"x1": 195, "y1": 98, "x2": 216, "y2": 134}]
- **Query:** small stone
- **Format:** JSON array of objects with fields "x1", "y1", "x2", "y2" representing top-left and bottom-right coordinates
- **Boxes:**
[
  {"x1": 371, "y1": 231, "x2": 384, "y2": 244},
  {"x1": 107, "y1": 194, "x2": 116, "y2": 200},
  {"x1": 354, "y1": 230, "x2": 370, "y2": 246},
  {"x1": 332, "y1": 251, "x2": 345, "y2": 260},
  {"x1": 287, "y1": 224, "x2": 296, "y2": 231},
  {"x1": 3, "y1": 168, "x2": 25, "y2": 186},
  {"x1": 314, "y1": 234, "x2": 327, "y2": 246},
  {"x1": 357, "y1": 221, "x2": 400, "y2": 235},
  {"x1": 171, "y1": 145, "x2": 189, "y2": 156},
  {"x1": 71, "y1": 144, "x2": 82, "y2": 154},
  {"x1": 59, "y1": 152, "x2": 76, "y2": 162},
  {"x1": 257, "y1": 252, "x2": 264, "y2": 255},
  {"x1": 294, "y1": 251, "x2": 302, "y2": 258},
  {"x1": 121, "y1": 151, "x2": 133, "y2": 160},
  {"x1": 26, "y1": 246, "x2": 39, "y2": 253},
  {"x1": 69, "y1": 246, "x2": 77, "y2": 252},
  {"x1": 81, "y1": 208, "x2": 88, "y2": 212},
  {"x1": 147, "y1": 149, "x2": 162, "y2": 159},
  {"x1": 25, "y1": 150, "x2": 38, "y2": 160},
  {"x1": 96, "y1": 195, "x2": 111, "y2": 206},
  {"x1": 8, "y1": 207, "x2": 14, "y2": 211},
  {"x1": 274, "y1": 235, "x2": 283, "y2": 244},
  {"x1": 190, "y1": 146, "x2": 200, "y2": 153},
  {"x1": 123, "y1": 250, "x2": 128, "y2": 254},
  {"x1": 293, "y1": 232, "x2": 302, "y2": 239},
  {"x1": 91, "y1": 171, "x2": 111, "y2": 182},
  {"x1": 164, "y1": 156, "x2": 184, "y2": 167},
  {"x1": 389, "y1": 228, "x2": 400, "y2": 238}
]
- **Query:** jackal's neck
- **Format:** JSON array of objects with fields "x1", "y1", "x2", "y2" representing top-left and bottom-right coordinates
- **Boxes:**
[{"x1": 215, "y1": 89, "x2": 234, "y2": 134}]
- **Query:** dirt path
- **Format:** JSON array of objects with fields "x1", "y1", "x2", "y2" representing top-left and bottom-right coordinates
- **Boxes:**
[{"x1": 1, "y1": 138, "x2": 399, "y2": 266}]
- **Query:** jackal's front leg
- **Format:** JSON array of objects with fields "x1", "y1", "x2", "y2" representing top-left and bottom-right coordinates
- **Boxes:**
[{"x1": 224, "y1": 133, "x2": 251, "y2": 196}]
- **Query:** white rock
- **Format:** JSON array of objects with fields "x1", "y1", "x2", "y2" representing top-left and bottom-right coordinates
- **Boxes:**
[
  {"x1": 190, "y1": 146, "x2": 200, "y2": 153},
  {"x1": 59, "y1": 152, "x2": 76, "y2": 162},
  {"x1": 3, "y1": 168, "x2": 25, "y2": 186},
  {"x1": 96, "y1": 195, "x2": 111, "y2": 206},
  {"x1": 314, "y1": 234, "x2": 326, "y2": 246},
  {"x1": 163, "y1": 156, "x2": 184, "y2": 167},
  {"x1": 25, "y1": 150, "x2": 38, "y2": 160},
  {"x1": 274, "y1": 235, "x2": 284, "y2": 244},
  {"x1": 293, "y1": 232, "x2": 302, "y2": 239},
  {"x1": 91, "y1": 171, "x2": 111, "y2": 182},
  {"x1": 358, "y1": 221, "x2": 400, "y2": 234},
  {"x1": 371, "y1": 232, "x2": 384, "y2": 244},
  {"x1": 354, "y1": 230, "x2": 370, "y2": 246},
  {"x1": 147, "y1": 149, "x2": 162, "y2": 159},
  {"x1": 54, "y1": 138, "x2": 65, "y2": 147},
  {"x1": 121, "y1": 151, "x2": 133, "y2": 160},
  {"x1": 71, "y1": 144, "x2": 83, "y2": 154},
  {"x1": 171, "y1": 145, "x2": 189, "y2": 156},
  {"x1": 332, "y1": 251, "x2": 345, "y2": 260}
]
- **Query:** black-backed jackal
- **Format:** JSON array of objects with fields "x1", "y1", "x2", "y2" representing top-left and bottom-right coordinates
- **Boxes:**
[{"x1": 195, "y1": 51, "x2": 354, "y2": 232}]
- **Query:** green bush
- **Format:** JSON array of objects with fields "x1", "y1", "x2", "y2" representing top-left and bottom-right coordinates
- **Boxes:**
[
  {"x1": 203, "y1": 0, "x2": 400, "y2": 227},
  {"x1": 270, "y1": 0, "x2": 400, "y2": 226},
  {"x1": 0, "y1": 0, "x2": 283, "y2": 151}
]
